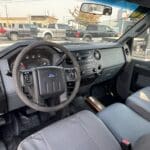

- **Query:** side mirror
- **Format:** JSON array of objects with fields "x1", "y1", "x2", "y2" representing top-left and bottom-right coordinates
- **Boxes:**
[{"x1": 80, "y1": 3, "x2": 112, "y2": 16}]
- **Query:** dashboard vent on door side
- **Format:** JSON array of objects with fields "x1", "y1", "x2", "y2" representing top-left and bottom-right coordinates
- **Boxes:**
[{"x1": 124, "y1": 48, "x2": 130, "y2": 56}]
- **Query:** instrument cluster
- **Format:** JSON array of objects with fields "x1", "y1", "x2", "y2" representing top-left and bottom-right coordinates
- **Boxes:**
[{"x1": 10, "y1": 48, "x2": 53, "y2": 70}]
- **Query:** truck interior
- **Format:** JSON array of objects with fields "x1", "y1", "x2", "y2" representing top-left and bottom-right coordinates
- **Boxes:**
[{"x1": 0, "y1": 0, "x2": 150, "y2": 150}]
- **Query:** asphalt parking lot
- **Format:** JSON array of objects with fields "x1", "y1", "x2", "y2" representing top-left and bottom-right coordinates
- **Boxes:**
[
  {"x1": 0, "y1": 37, "x2": 14, "y2": 44},
  {"x1": 0, "y1": 37, "x2": 16, "y2": 51}
]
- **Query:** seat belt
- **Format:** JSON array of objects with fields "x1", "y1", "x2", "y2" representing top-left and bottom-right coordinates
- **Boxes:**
[{"x1": 121, "y1": 139, "x2": 132, "y2": 150}]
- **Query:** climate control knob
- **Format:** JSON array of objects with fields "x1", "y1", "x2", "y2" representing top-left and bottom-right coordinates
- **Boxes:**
[{"x1": 94, "y1": 50, "x2": 101, "y2": 60}]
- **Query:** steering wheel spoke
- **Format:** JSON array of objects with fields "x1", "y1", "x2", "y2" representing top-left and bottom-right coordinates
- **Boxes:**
[
  {"x1": 20, "y1": 70, "x2": 33, "y2": 87},
  {"x1": 55, "y1": 53, "x2": 67, "y2": 66},
  {"x1": 64, "y1": 67, "x2": 78, "y2": 82},
  {"x1": 19, "y1": 70, "x2": 42, "y2": 106}
]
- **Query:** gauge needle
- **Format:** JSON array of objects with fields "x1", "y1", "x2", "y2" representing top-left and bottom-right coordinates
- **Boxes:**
[{"x1": 55, "y1": 54, "x2": 66, "y2": 66}]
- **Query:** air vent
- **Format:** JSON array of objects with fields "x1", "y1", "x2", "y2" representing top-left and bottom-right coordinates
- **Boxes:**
[
  {"x1": 124, "y1": 48, "x2": 130, "y2": 56},
  {"x1": 66, "y1": 57, "x2": 73, "y2": 65},
  {"x1": 94, "y1": 50, "x2": 101, "y2": 60}
]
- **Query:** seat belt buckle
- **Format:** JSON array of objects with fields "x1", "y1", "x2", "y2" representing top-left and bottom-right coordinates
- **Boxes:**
[{"x1": 121, "y1": 139, "x2": 132, "y2": 150}]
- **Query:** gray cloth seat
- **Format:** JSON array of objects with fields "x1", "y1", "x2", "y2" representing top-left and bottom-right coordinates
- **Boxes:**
[
  {"x1": 126, "y1": 87, "x2": 150, "y2": 121},
  {"x1": 133, "y1": 134, "x2": 150, "y2": 150},
  {"x1": 18, "y1": 110, "x2": 121, "y2": 150},
  {"x1": 97, "y1": 103, "x2": 150, "y2": 144}
]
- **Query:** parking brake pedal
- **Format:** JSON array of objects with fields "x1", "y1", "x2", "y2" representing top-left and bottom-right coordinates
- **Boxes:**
[{"x1": 85, "y1": 96, "x2": 105, "y2": 112}]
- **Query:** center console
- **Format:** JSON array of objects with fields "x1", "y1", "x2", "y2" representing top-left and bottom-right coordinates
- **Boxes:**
[
  {"x1": 73, "y1": 49, "x2": 102, "y2": 77},
  {"x1": 66, "y1": 47, "x2": 125, "y2": 87}
]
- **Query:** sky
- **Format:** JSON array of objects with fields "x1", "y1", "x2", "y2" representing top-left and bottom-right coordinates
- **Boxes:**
[
  {"x1": 0, "y1": 0, "x2": 135, "y2": 23},
  {"x1": 0, "y1": 0, "x2": 83, "y2": 22}
]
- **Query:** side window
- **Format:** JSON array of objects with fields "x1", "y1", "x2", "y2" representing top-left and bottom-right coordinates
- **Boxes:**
[
  {"x1": 86, "y1": 25, "x2": 97, "y2": 31},
  {"x1": 3, "y1": 23, "x2": 7, "y2": 27},
  {"x1": 48, "y1": 24, "x2": 55, "y2": 29},
  {"x1": 37, "y1": 23, "x2": 42, "y2": 28},
  {"x1": 106, "y1": 27, "x2": 112, "y2": 32},
  {"x1": 12, "y1": 24, "x2": 15, "y2": 28},
  {"x1": 132, "y1": 28, "x2": 150, "y2": 59},
  {"x1": 43, "y1": 25, "x2": 47, "y2": 28},
  {"x1": 24, "y1": 24, "x2": 30, "y2": 28},
  {"x1": 8, "y1": 24, "x2": 11, "y2": 28},
  {"x1": 57, "y1": 24, "x2": 63, "y2": 29},
  {"x1": 98, "y1": 26, "x2": 105, "y2": 32},
  {"x1": 57, "y1": 24, "x2": 69, "y2": 29},
  {"x1": 19, "y1": 24, "x2": 23, "y2": 29}
]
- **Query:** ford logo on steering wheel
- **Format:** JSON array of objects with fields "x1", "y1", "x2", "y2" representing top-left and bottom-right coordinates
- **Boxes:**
[{"x1": 48, "y1": 73, "x2": 56, "y2": 78}]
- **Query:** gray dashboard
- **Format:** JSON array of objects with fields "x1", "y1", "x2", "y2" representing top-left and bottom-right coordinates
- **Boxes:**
[
  {"x1": 101, "y1": 47, "x2": 125, "y2": 68},
  {"x1": 0, "y1": 41, "x2": 126, "y2": 113}
]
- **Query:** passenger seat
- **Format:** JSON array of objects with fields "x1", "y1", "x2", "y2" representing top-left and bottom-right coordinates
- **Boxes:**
[
  {"x1": 18, "y1": 108, "x2": 150, "y2": 150},
  {"x1": 126, "y1": 87, "x2": 150, "y2": 121},
  {"x1": 97, "y1": 103, "x2": 150, "y2": 144}
]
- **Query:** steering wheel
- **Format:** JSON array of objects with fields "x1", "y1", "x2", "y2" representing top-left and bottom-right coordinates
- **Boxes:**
[{"x1": 13, "y1": 41, "x2": 81, "y2": 112}]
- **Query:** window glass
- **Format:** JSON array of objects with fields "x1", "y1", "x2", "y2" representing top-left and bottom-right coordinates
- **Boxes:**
[
  {"x1": 3, "y1": 23, "x2": 7, "y2": 27},
  {"x1": 132, "y1": 28, "x2": 150, "y2": 60},
  {"x1": 19, "y1": 24, "x2": 23, "y2": 28},
  {"x1": 12, "y1": 24, "x2": 15, "y2": 28},
  {"x1": 57, "y1": 24, "x2": 69, "y2": 29},
  {"x1": 106, "y1": 27, "x2": 112, "y2": 32},
  {"x1": 24, "y1": 24, "x2": 30, "y2": 28},
  {"x1": 0, "y1": 0, "x2": 147, "y2": 46},
  {"x1": 98, "y1": 26, "x2": 105, "y2": 31},
  {"x1": 86, "y1": 25, "x2": 97, "y2": 31},
  {"x1": 48, "y1": 24, "x2": 55, "y2": 29}
]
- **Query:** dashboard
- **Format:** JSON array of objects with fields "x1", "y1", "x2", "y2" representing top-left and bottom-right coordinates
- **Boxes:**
[{"x1": 0, "y1": 41, "x2": 128, "y2": 114}]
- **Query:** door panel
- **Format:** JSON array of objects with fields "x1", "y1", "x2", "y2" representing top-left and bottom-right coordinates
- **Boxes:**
[
  {"x1": 130, "y1": 58, "x2": 150, "y2": 91},
  {"x1": 117, "y1": 58, "x2": 150, "y2": 99}
]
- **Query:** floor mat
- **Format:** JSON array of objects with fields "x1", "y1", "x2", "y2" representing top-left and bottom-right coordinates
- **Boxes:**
[{"x1": 0, "y1": 111, "x2": 62, "y2": 150}]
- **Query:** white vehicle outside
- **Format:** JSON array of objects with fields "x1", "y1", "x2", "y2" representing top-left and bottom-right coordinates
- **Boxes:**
[{"x1": 37, "y1": 23, "x2": 70, "y2": 41}]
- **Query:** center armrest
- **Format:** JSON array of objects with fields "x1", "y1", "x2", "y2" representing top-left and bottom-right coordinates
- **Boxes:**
[{"x1": 126, "y1": 87, "x2": 150, "y2": 121}]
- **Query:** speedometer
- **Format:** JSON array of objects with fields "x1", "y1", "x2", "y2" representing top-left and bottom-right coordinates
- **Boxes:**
[
  {"x1": 10, "y1": 49, "x2": 53, "y2": 71},
  {"x1": 20, "y1": 57, "x2": 51, "y2": 70},
  {"x1": 39, "y1": 58, "x2": 51, "y2": 66}
]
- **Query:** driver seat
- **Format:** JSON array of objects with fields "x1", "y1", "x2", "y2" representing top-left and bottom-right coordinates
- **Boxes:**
[{"x1": 18, "y1": 110, "x2": 121, "y2": 150}]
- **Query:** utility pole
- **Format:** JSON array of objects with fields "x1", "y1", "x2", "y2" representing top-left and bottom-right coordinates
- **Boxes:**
[
  {"x1": 4, "y1": 4, "x2": 9, "y2": 25},
  {"x1": 47, "y1": 10, "x2": 50, "y2": 16}
]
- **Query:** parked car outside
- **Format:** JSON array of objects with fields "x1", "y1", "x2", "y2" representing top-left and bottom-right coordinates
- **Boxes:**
[
  {"x1": 6, "y1": 24, "x2": 38, "y2": 41},
  {"x1": 0, "y1": 25, "x2": 7, "y2": 37},
  {"x1": 66, "y1": 24, "x2": 118, "y2": 41},
  {"x1": 36, "y1": 23, "x2": 71, "y2": 41}
]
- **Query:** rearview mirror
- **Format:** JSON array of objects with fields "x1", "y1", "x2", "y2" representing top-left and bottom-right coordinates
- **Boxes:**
[{"x1": 80, "y1": 3, "x2": 112, "y2": 16}]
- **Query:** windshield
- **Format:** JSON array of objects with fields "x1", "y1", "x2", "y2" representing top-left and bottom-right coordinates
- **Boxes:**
[{"x1": 0, "y1": 0, "x2": 148, "y2": 48}]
